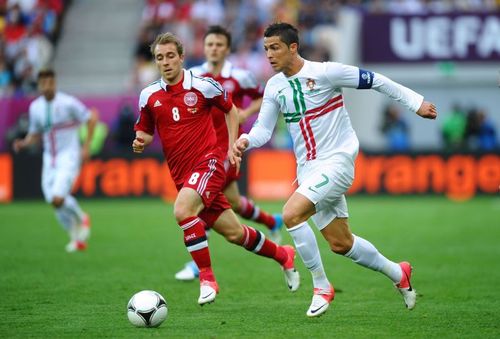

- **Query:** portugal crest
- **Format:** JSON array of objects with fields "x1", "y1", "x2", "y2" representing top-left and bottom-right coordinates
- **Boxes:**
[{"x1": 306, "y1": 78, "x2": 316, "y2": 91}]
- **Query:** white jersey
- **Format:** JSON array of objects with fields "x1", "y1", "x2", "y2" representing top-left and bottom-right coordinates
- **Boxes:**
[
  {"x1": 28, "y1": 91, "x2": 90, "y2": 168},
  {"x1": 243, "y1": 60, "x2": 423, "y2": 165}
]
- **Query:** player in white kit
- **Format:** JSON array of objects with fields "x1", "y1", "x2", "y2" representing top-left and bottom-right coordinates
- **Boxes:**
[
  {"x1": 232, "y1": 23, "x2": 438, "y2": 317},
  {"x1": 13, "y1": 69, "x2": 98, "y2": 252}
]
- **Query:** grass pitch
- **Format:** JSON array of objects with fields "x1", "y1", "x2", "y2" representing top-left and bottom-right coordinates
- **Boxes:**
[{"x1": 1, "y1": 196, "x2": 499, "y2": 338}]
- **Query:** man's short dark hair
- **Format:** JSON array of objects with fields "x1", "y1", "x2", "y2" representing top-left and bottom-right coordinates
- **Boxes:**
[
  {"x1": 204, "y1": 25, "x2": 232, "y2": 48},
  {"x1": 37, "y1": 68, "x2": 56, "y2": 80},
  {"x1": 264, "y1": 23, "x2": 299, "y2": 47}
]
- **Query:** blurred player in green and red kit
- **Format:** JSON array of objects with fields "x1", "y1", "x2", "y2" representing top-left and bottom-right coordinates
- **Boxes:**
[
  {"x1": 132, "y1": 32, "x2": 300, "y2": 306},
  {"x1": 175, "y1": 25, "x2": 284, "y2": 281},
  {"x1": 13, "y1": 69, "x2": 97, "y2": 253}
]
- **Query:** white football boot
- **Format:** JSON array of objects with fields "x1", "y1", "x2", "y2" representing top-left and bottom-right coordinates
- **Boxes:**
[
  {"x1": 306, "y1": 285, "x2": 335, "y2": 317},
  {"x1": 198, "y1": 280, "x2": 219, "y2": 306},
  {"x1": 268, "y1": 214, "x2": 284, "y2": 244},
  {"x1": 175, "y1": 261, "x2": 199, "y2": 281}
]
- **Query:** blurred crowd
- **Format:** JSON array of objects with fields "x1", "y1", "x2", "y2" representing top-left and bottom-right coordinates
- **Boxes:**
[
  {"x1": 0, "y1": 0, "x2": 67, "y2": 97},
  {"x1": 1, "y1": 0, "x2": 498, "y2": 96},
  {"x1": 2, "y1": 0, "x2": 498, "y2": 153},
  {"x1": 379, "y1": 103, "x2": 498, "y2": 152},
  {"x1": 131, "y1": 0, "x2": 499, "y2": 91},
  {"x1": 131, "y1": 0, "x2": 340, "y2": 90},
  {"x1": 441, "y1": 104, "x2": 497, "y2": 152}
]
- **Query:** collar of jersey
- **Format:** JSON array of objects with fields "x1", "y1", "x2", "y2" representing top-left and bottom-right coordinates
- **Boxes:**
[
  {"x1": 160, "y1": 69, "x2": 193, "y2": 91},
  {"x1": 200, "y1": 60, "x2": 233, "y2": 78},
  {"x1": 283, "y1": 59, "x2": 308, "y2": 80}
]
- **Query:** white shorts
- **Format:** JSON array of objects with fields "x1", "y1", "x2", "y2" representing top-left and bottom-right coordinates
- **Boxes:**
[
  {"x1": 41, "y1": 163, "x2": 79, "y2": 203},
  {"x1": 295, "y1": 153, "x2": 355, "y2": 230}
]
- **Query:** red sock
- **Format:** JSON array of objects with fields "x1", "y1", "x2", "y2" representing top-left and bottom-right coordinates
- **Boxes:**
[
  {"x1": 179, "y1": 216, "x2": 214, "y2": 281},
  {"x1": 239, "y1": 196, "x2": 276, "y2": 229},
  {"x1": 239, "y1": 225, "x2": 287, "y2": 266}
]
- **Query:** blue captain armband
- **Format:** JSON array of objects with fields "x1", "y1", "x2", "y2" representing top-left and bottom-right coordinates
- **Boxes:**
[{"x1": 357, "y1": 69, "x2": 374, "y2": 89}]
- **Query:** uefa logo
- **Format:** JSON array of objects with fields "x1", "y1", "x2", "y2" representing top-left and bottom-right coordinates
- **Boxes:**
[{"x1": 184, "y1": 92, "x2": 198, "y2": 106}]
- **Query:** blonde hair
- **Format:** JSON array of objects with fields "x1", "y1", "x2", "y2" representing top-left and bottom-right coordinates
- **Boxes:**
[{"x1": 150, "y1": 32, "x2": 184, "y2": 57}]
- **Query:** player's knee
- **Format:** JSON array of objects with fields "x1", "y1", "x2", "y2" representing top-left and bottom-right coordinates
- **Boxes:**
[
  {"x1": 282, "y1": 208, "x2": 306, "y2": 228},
  {"x1": 228, "y1": 198, "x2": 240, "y2": 212},
  {"x1": 222, "y1": 225, "x2": 243, "y2": 244},
  {"x1": 173, "y1": 205, "x2": 195, "y2": 223},
  {"x1": 52, "y1": 197, "x2": 64, "y2": 208},
  {"x1": 225, "y1": 231, "x2": 242, "y2": 244}
]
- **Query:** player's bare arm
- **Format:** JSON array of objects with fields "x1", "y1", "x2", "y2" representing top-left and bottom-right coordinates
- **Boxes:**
[
  {"x1": 238, "y1": 98, "x2": 263, "y2": 124},
  {"x1": 416, "y1": 101, "x2": 438, "y2": 120},
  {"x1": 82, "y1": 108, "x2": 99, "y2": 163},
  {"x1": 226, "y1": 104, "x2": 240, "y2": 171},
  {"x1": 13, "y1": 133, "x2": 41, "y2": 153},
  {"x1": 132, "y1": 131, "x2": 153, "y2": 154}
]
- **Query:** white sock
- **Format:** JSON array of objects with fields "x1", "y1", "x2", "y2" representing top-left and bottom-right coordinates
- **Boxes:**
[
  {"x1": 288, "y1": 222, "x2": 330, "y2": 289},
  {"x1": 345, "y1": 235, "x2": 402, "y2": 283},
  {"x1": 55, "y1": 207, "x2": 77, "y2": 240},
  {"x1": 63, "y1": 195, "x2": 85, "y2": 222}
]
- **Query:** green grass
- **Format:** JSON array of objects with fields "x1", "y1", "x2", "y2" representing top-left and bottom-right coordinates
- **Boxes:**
[{"x1": 1, "y1": 196, "x2": 499, "y2": 338}]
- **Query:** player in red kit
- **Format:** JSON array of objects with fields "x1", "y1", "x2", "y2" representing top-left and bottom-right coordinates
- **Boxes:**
[
  {"x1": 175, "y1": 25, "x2": 284, "y2": 281},
  {"x1": 132, "y1": 32, "x2": 300, "y2": 305}
]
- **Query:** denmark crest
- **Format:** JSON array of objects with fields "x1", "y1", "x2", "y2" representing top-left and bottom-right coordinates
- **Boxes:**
[
  {"x1": 222, "y1": 80, "x2": 235, "y2": 92},
  {"x1": 184, "y1": 92, "x2": 198, "y2": 106}
]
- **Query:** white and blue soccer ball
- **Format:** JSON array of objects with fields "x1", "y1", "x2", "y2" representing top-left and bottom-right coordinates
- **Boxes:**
[{"x1": 127, "y1": 290, "x2": 168, "y2": 327}]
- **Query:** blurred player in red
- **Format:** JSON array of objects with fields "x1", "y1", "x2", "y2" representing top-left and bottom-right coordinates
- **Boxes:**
[
  {"x1": 175, "y1": 25, "x2": 284, "y2": 281},
  {"x1": 132, "y1": 32, "x2": 300, "y2": 305}
]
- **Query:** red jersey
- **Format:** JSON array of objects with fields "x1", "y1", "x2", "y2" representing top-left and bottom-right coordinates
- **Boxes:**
[
  {"x1": 190, "y1": 61, "x2": 263, "y2": 152},
  {"x1": 135, "y1": 70, "x2": 233, "y2": 186}
]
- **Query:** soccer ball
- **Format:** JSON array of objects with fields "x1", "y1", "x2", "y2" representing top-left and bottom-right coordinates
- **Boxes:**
[{"x1": 127, "y1": 290, "x2": 168, "y2": 327}]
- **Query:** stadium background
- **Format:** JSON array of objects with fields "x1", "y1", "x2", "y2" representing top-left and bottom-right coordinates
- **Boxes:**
[
  {"x1": 0, "y1": 1, "x2": 499, "y2": 337},
  {"x1": 1, "y1": 0, "x2": 499, "y2": 202}
]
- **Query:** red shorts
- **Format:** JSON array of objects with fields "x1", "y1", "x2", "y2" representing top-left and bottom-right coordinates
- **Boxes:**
[
  {"x1": 198, "y1": 192, "x2": 230, "y2": 227},
  {"x1": 179, "y1": 156, "x2": 231, "y2": 227},
  {"x1": 224, "y1": 161, "x2": 241, "y2": 189}
]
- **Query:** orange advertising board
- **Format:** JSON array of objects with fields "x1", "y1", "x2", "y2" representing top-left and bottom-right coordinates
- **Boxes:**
[
  {"x1": 6, "y1": 151, "x2": 500, "y2": 201},
  {"x1": 73, "y1": 158, "x2": 178, "y2": 202},
  {"x1": 247, "y1": 150, "x2": 298, "y2": 200},
  {"x1": 247, "y1": 151, "x2": 500, "y2": 200},
  {"x1": 0, "y1": 154, "x2": 13, "y2": 203}
]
